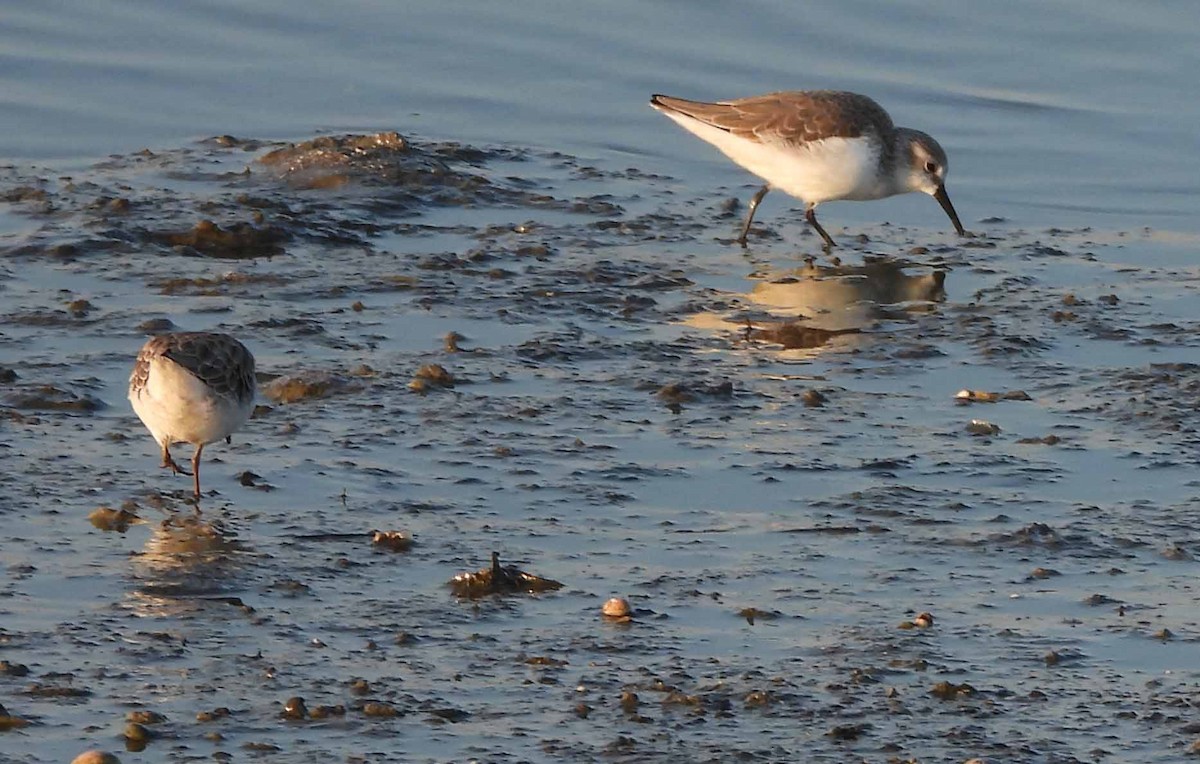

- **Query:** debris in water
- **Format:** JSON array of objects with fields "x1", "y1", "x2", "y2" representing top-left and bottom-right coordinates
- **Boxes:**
[
  {"x1": 263, "y1": 371, "x2": 351, "y2": 403},
  {"x1": 88, "y1": 506, "x2": 141, "y2": 533},
  {"x1": 966, "y1": 419, "x2": 1001, "y2": 436},
  {"x1": 955, "y1": 388, "x2": 1032, "y2": 403},
  {"x1": 281, "y1": 697, "x2": 308, "y2": 720},
  {"x1": 409, "y1": 364, "x2": 456, "y2": 393},
  {"x1": 449, "y1": 551, "x2": 563, "y2": 598},
  {"x1": 899, "y1": 611, "x2": 935, "y2": 629},
  {"x1": 372, "y1": 530, "x2": 414, "y2": 552}
]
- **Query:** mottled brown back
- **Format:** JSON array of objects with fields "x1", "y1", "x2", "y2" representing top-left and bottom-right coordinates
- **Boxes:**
[
  {"x1": 651, "y1": 90, "x2": 895, "y2": 146},
  {"x1": 130, "y1": 332, "x2": 256, "y2": 403}
]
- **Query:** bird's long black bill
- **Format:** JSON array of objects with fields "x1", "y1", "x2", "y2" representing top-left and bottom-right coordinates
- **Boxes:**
[{"x1": 933, "y1": 185, "x2": 965, "y2": 236}]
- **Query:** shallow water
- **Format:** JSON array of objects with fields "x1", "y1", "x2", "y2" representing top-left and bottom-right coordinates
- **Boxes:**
[{"x1": 3, "y1": 3, "x2": 1200, "y2": 763}]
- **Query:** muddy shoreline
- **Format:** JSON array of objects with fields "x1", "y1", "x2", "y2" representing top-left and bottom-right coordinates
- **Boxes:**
[{"x1": 3, "y1": 132, "x2": 1200, "y2": 763}]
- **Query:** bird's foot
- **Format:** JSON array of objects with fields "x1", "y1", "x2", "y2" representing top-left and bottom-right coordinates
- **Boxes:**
[{"x1": 161, "y1": 457, "x2": 192, "y2": 476}]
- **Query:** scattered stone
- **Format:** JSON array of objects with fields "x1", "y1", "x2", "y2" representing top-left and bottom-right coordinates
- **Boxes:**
[
  {"x1": 70, "y1": 753, "x2": 121, "y2": 764},
  {"x1": 361, "y1": 701, "x2": 400, "y2": 718},
  {"x1": 1028, "y1": 567, "x2": 1061, "y2": 580},
  {"x1": 309, "y1": 704, "x2": 345, "y2": 719},
  {"x1": 966, "y1": 419, "x2": 1001, "y2": 436},
  {"x1": 136, "y1": 318, "x2": 176, "y2": 333},
  {"x1": 281, "y1": 696, "x2": 308, "y2": 720},
  {"x1": 801, "y1": 389, "x2": 827, "y2": 407},
  {"x1": 0, "y1": 704, "x2": 30, "y2": 730},
  {"x1": 196, "y1": 707, "x2": 232, "y2": 722},
  {"x1": 257, "y1": 132, "x2": 412, "y2": 189},
  {"x1": 744, "y1": 690, "x2": 771, "y2": 708},
  {"x1": 123, "y1": 723, "x2": 151, "y2": 745},
  {"x1": 444, "y1": 331, "x2": 465, "y2": 352},
  {"x1": 0, "y1": 661, "x2": 30, "y2": 677},
  {"x1": 738, "y1": 607, "x2": 780, "y2": 625},
  {"x1": 955, "y1": 389, "x2": 1031, "y2": 403},
  {"x1": 262, "y1": 371, "x2": 350, "y2": 403},
  {"x1": 826, "y1": 723, "x2": 869, "y2": 740},
  {"x1": 88, "y1": 506, "x2": 140, "y2": 533},
  {"x1": 602, "y1": 597, "x2": 632, "y2": 620},
  {"x1": 25, "y1": 683, "x2": 90, "y2": 698},
  {"x1": 754, "y1": 323, "x2": 860, "y2": 350},
  {"x1": 899, "y1": 611, "x2": 935, "y2": 630},
  {"x1": 619, "y1": 691, "x2": 639, "y2": 714},
  {"x1": 930, "y1": 681, "x2": 976, "y2": 700},
  {"x1": 4, "y1": 385, "x2": 104, "y2": 412},
  {"x1": 151, "y1": 219, "x2": 288, "y2": 259},
  {"x1": 372, "y1": 530, "x2": 414, "y2": 552},
  {"x1": 409, "y1": 364, "x2": 455, "y2": 392},
  {"x1": 428, "y1": 707, "x2": 469, "y2": 723},
  {"x1": 656, "y1": 380, "x2": 733, "y2": 412},
  {"x1": 1162, "y1": 544, "x2": 1193, "y2": 561},
  {"x1": 1017, "y1": 434, "x2": 1061, "y2": 445},
  {"x1": 66, "y1": 298, "x2": 93, "y2": 317}
]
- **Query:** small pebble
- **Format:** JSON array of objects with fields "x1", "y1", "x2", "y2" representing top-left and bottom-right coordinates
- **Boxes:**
[
  {"x1": 601, "y1": 597, "x2": 631, "y2": 619},
  {"x1": 282, "y1": 696, "x2": 308, "y2": 720},
  {"x1": 71, "y1": 753, "x2": 121, "y2": 764},
  {"x1": 196, "y1": 707, "x2": 232, "y2": 722},
  {"x1": 619, "y1": 691, "x2": 639, "y2": 713},
  {"x1": 309, "y1": 704, "x2": 345, "y2": 719},
  {"x1": 744, "y1": 689, "x2": 770, "y2": 707},
  {"x1": 123, "y1": 723, "x2": 151, "y2": 744},
  {"x1": 966, "y1": 419, "x2": 1001, "y2": 436},
  {"x1": 372, "y1": 530, "x2": 413, "y2": 552},
  {"x1": 801, "y1": 389, "x2": 827, "y2": 407},
  {"x1": 126, "y1": 710, "x2": 166, "y2": 725},
  {"x1": 362, "y1": 701, "x2": 399, "y2": 718}
]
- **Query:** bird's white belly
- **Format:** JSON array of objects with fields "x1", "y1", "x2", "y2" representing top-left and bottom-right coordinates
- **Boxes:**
[
  {"x1": 129, "y1": 357, "x2": 251, "y2": 447},
  {"x1": 662, "y1": 112, "x2": 889, "y2": 204}
]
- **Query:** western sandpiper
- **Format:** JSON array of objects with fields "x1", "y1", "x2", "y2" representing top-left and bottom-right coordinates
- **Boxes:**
[
  {"x1": 650, "y1": 90, "x2": 966, "y2": 248},
  {"x1": 129, "y1": 332, "x2": 256, "y2": 499}
]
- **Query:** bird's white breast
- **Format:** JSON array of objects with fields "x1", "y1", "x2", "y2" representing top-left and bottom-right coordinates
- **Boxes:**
[
  {"x1": 661, "y1": 110, "x2": 891, "y2": 204},
  {"x1": 129, "y1": 356, "x2": 252, "y2": 447}
]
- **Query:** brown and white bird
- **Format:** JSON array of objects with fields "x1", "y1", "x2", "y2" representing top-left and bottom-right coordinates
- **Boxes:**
[
  {"x1": 650, "y1": 90, "x2": 966, "y2": 248},
  {"x1": 128, "y1": 332, "x2": 256, "y2": 499}
]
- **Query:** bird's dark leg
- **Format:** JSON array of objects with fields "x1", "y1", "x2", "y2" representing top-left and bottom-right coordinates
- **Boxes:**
[
  {"x1": 191, "y1": 444, "x2": 204, "y2": 499},
  {"x1": 160, "y1": 443, "x2": 192, "y2": 476},
  {"x1": 805, "y1": 205, "x2": 837, "y2": 250},
  {"x1": 736, "y1": 185, "x2": 770, "y2": 247}
]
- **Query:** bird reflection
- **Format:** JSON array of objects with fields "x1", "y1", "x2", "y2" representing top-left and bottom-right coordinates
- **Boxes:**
[
  {"x1": 128, "y1": 513, "x2": 251, "y2": 616},
  {"x1": 687, "y1": 256, "x2": 947, "y2": 351}
]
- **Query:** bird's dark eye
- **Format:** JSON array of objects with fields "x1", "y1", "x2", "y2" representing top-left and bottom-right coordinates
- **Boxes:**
[{"x1": 924, "y1": 161, "x2": 938, "y2": 174}]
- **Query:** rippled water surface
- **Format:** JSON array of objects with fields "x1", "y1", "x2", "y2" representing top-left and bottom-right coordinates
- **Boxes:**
[{"x1": 3, "y1": 2, "x2": 1200, "y2": 763}]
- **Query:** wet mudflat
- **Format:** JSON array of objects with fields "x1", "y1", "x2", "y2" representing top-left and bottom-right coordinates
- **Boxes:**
[{"x1": 3, "y1": 132, "x2": 1200, "y2": 764}]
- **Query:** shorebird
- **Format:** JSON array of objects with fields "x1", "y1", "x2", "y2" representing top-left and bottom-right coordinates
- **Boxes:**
[
  {"x1": 650, "y1": 90, "x2": 966, "y2": 248},
  {"x1": 129, "y1": 332, "x2": 256, "y2": 499}
]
